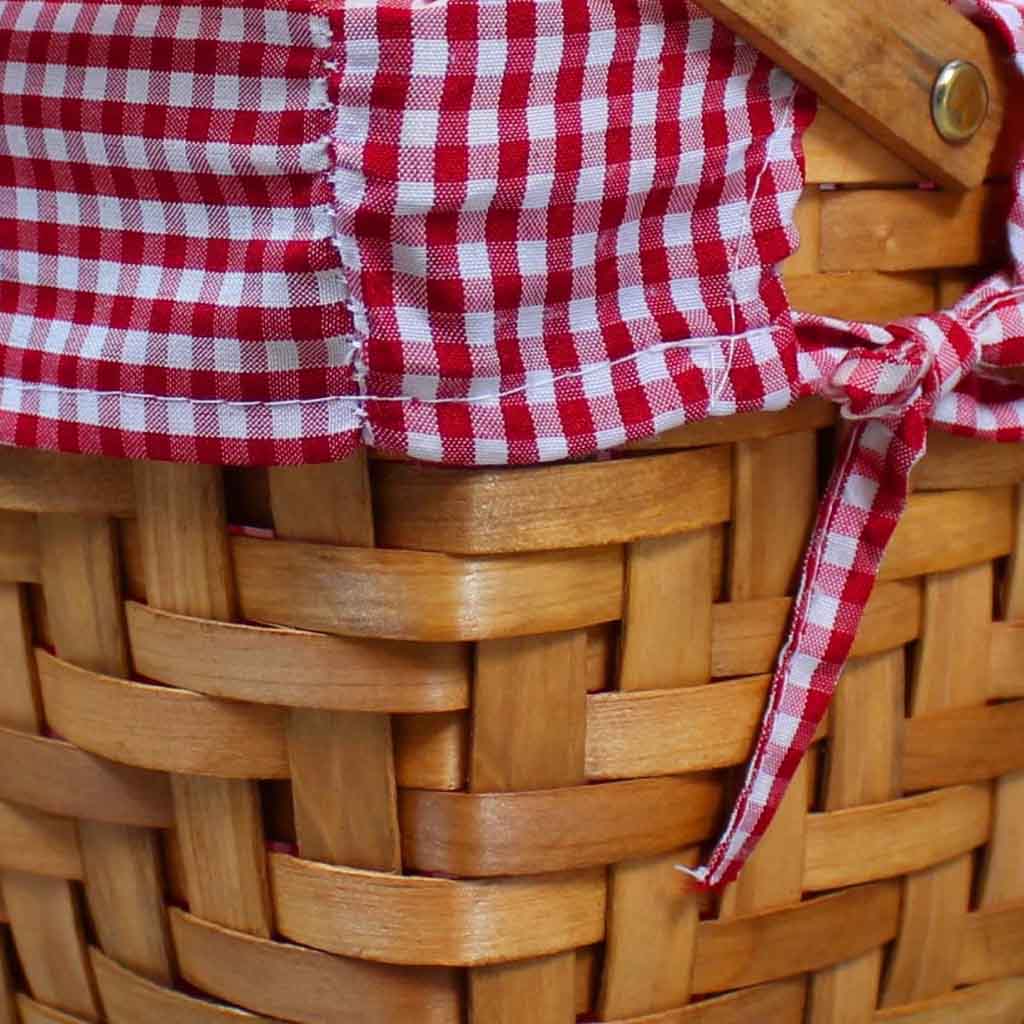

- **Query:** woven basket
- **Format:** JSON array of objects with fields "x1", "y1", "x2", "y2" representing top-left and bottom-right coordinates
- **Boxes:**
[{"x1": 2, "y1": 108, "x2": 1024, "y2": 1024}]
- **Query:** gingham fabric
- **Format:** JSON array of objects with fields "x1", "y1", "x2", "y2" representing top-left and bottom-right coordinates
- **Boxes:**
[{"x1": 0, "y1": 0, "x2": 1023, "y2": 887}]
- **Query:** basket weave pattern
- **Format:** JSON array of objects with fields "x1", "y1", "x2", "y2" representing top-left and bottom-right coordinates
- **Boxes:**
[{"x1": 2, "y1": 120, "x2": 1024, "y2": 1023}]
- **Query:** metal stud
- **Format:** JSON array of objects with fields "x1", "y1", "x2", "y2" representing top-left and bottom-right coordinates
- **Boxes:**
[{"x1": 932, "y1": 60, "x2": 990, "y2": 144}]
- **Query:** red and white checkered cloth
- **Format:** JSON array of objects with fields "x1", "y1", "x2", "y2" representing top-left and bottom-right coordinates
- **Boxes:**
[{"x1": 0, "y1": 0, "x2": 1022, "y2": 887}]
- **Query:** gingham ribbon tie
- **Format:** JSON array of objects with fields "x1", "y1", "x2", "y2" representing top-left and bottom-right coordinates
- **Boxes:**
[
  {"x1": 825, "y1": 312, "x2": 982, "y2": 422},
  {"x1": 689, "y1": 309, "x2": 994, "y2": 889}
]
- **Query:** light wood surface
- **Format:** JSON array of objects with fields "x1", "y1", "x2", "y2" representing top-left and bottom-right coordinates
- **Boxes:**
[
  {"x1": 980, "y1": 486, "x2": 1024, "y2": 908},
  {"x1": 0, "y1": 448, "x2": 133, "y2": 517},
  {"x1": 0, "y1": 726, "x2": 172, "y2": 827},
  {"x1": 91, "y1": 946, "x2": 279, "y2": 1024},
  {"x1": 373, "y1": 449, "x2": 730, "y2": 553},
  {"x1": 273, "y1": 457, "x2": 403, "y2": 875},
  {"x1": 1, "y1": 871, "x2": 100, "y2": 1020},
  {"x1": 394, "y1": 712, "x2": 467, "y2": 791},
  {"x1": 585, "y1": 675, "x2": 772, "y2": 779},
  {"x1": 903, "y1": 701, "x2": 1024, "y2": 790},
  {"x1": 37, "y1": 651, "x2": 290, "y2": 778},
  {"x1": 468, "y1": 629, "x2": 588, "y2": 1022},
  {"x1": 809, "y1": 650, "x2": 903, "y2": 1024},
  {"x1": 692, "y1": 882, "x2": 901, "y2": 995},
  {"x1": 0, "y1": 582, "x2": 42, "y2": 732},
  {"x1": 803, "y1": 105, "x2": 919, "y2": 186},
  {"x1": 0, "y1": 512, "x2": 39, "y2": 582},
  {"x1": 0, "y1": 801, "x2": 82, "y2": 880},
  {"x1": 126, "y1": 601, "x2": 470, "y2": 712},
  {"x1": 37, "y1": 512, "x2": 173, "y2": 984},
  {"x1": 234, "y1": 536, "x2": 625, "y2": 642},
  {"x1": 170, "y1": 909, "x2": 461, "y2": 1024},
  {"x1": 16, "y1": 994, "x2": 94, "y2": 1024},
  {"x1": 820, "y1": 186, "x2": 1010, "y2": 273},
  {"x1": 883, "y1": 562, "x2": 992, "y2": 1006},
  {"x1": 804, "y1": 785, "x2": 990, "y2": 892},
  {"x1": 881, "y1": 487, "x2": 1014, "y2": 582},
  {"x1": 697, "y1": 0, "x2": 1004, "y2": 190},
  {"x1": 269, "y1": 854, "x2": 606, "y2": 967},
  {"x1": 786, "y1": 271, "x2": 936, "y2": 324},
  {"x1": 598, "y1": 527, "x2": 713, "y2": 1019},
  {"x1": 958, "y1": 902, "x2": 1024, "y2": 985},
  {"x1": 134, "y1": 462, "x2": 273, "y2": 938},
  {"x1": 400, "y1": 777, "x2": 721, "y2": 877},
  {"x1": 874, "y1": 979, "x2": 1024, "y2": 1022}
]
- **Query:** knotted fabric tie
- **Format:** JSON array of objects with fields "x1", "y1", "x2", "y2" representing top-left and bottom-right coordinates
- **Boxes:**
[{"x1": 687, "y1": 308, "x2": 994, "y2": 888}]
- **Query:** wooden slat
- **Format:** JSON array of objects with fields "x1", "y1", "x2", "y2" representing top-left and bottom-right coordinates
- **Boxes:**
[
  {"x1": 470, "y1": 632, "x2": 587, "y2": 793},
  {"x1": 470, "y1": 955, "x2": 577, "y2": 1024},
  {"x1": 126, "y1": 602, "x2": 470, "y2": 713},
  {"x1": 15, "y1": 995, "x2": 92, "y2": 1024},
  {"x1": 618, "y1": 531, "x2": 713, "y2": 689},
  {"x1": 468, "y1": 629, "x2": 588, "y2": 1022},
  {"x1": 696, "y1": 0, "x2": 1004, "y2": 190},
  {"x1": 288, "y1": 708, "x2": 401, "y2": 871},
  {"x1": 394, "y1": 712, "x2": 467, "y2": 791},
  {"x1": 272, "y1": 456, "x2": 403, "y2": 874},
  {"x1": 133, "y1": 461, "x2": 273, "y2": 938},
  {"x1": 132, "y1": 462, "x2": 236, "y2": 622},
  {"x1": 881, "y1": 487, "x2": 1014, "y2": 582},
  {"x1": 986, "y1": 621, "x2": 1024, "y2": 699},
  {"x1": 785, "y1": 272, "x2": 936, "y2": 324},
  {"x1": 268, "y1": 458, "x2": 375, "y2": 550},
  {"x1": 713, "y1": 580, "x2": 921, "y2": 679},
  {"x1": 36, "y1": 651, "x2": 289, "y2": 778},
  {"x1": 2, "y1": 871, "x2": 100, "y2": 1021},
  {"x1": 958, "y1": 902, "x2": 1024, "y2": 985},
  {"x1": 809, "y1": 650, "x2": 904, "y2": 1024},
  {"x1": 980, "y1": 487, "x2": 1024, "y2": 908},
  {"x1": 692, "y1": 882, "x2": 901, "y2": 996},
  {"x1": 399, "y1": 777, "x2": 721, "y2": 877},
  {"x1": 234, "y1": 536, "x2": 624, "y2": 642},
  {"x1": 820, "y1": 186, "x2": 1010, "y2": 274},
  {"x1": 914, "y1": 431, "x2": 1024, "y2": 491},
  {"x1": 0, "y1": 582, "x2": 43, "y2": 732},
  {"x1": 0, "y1": 727, "x2": 172, "y2": 827},
  {"x1": 903, "y1": 701, "x2": 1024, "y2": 790},
  {"x1": 585, "y1": 675, "x2": 770, "y2": 780},
  {"x1": 170, "y1": 908, "x2": 461, "y2": 1024},
  {"x1": 0, "y1": 449, "x2": 134, "y2": 517},
  {"x1": 0, "y1": 801, "x2": 82, "y2": 879},
  {"x1": 586, "y1": 979, "x2": 806, "y2": 1023},
  {"x1": 91, "y1": 947, "x2": 280, "y2": 1024},
  {"x1": 803, "y1": 105, "x2": 919, "y2": 186},
  {"x1": 627, "y1": 399, "x2": 835, "y2": 452},
  {"x1": 728, "y1": 430, "x2": 817, "y2": 601},
  {"x1": 268, "y1": 853, "x2": 606, "y2": 967},
  {"x1": 804, "y1": 785, "x2": 990, "y2": 892},
  {"x1": 884, "y1": 562, "x2": 992, "y2": 1007},
  {"x1": 874, "y1": 979, "x2": 1024, "y2": 1023},
  {"x1": 373, "y1": 448, "x2": 731, "y2": 554},
  {"x1": 37, "y1": 512, "x2": 173, "y2": 984},
  {"x1": 0, "y1": 512, "x2": 39, "y2": 582},
  {"x1": 786, "y1": 189, "x2": 821, "y2": 277},
  {"x1": 597, "y1": 529, "x2": 713, "y2": 1020}
]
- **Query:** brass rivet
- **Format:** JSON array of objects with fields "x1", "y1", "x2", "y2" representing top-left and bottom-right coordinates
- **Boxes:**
[{"x1": 932, "y1": 60, "x2": 989, "y2": 144}]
